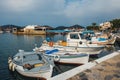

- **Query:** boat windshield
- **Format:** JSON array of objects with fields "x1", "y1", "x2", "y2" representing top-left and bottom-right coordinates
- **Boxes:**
[
  {"x1": 79, "y1": 33, "x2": 85, "y2": 39},
  {"x1": 70, "y1": 34, "x2": 79, "y2": 39}
]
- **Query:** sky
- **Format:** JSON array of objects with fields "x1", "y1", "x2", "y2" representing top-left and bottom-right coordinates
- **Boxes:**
[{"x1": 0, "y1": 0, "x2": 120, "y2": 27}]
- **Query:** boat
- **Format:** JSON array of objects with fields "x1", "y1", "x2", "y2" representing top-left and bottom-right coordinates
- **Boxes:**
[
  {"x1": 44, "y1": 49, "x2": 89, "y2": 65},
  {"x1": 8, "y1": 50, "x2": 54, "y2": 79},
  {"x1": 91, "y1": 33, "x2": 116, "y2": 45},
  {"x1": 92, "y1": 21, "x2": 117, "y2": 45},
  {"x1": 39, "y1": 32, "x2": 105, "y2": 55},
  {"x1": 80, "y1": 30, "x2": 116, "y2": 45}
]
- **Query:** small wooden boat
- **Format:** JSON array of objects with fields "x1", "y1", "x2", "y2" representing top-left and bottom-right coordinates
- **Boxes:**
[
  {"x1": 45, "y1": 49, "x2": 89, "y2": 65},
  {"x1": 8, "y1": 50, "x2": 54, "y2": 79}
]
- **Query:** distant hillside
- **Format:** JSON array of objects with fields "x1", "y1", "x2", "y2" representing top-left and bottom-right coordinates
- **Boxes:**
[
  {"x1": 54, "y1": 26, "x2": 68, "y2": 30},
  {"x1": 0, "y1": 24, "x2": 85, "y2": 31},
  {"x1": 69, "y1": 24, "x2": 84, "y2": 29},
  {"x1": 0, "y1": 24, "x2": 22, "y2": 30},
  {"x1": 55, "y1": 24, "x2": 84, "y2": 30}
]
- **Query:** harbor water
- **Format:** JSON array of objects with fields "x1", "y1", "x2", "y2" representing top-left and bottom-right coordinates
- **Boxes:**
[{"x1": 0, "y1": 33, "x2": 119, "y2": 80}]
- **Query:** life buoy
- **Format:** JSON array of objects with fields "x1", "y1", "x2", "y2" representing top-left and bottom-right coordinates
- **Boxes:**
[
  {"x1": 49, "y1": 42, "x2": 54, "y2": 47},
  {"x1": 54, "y1": 55, "x2": 60, "y2": 61}
]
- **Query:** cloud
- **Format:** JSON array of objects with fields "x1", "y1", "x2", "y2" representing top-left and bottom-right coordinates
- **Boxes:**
[
  {"x1": 0, "y1": 0, "x2": 65, "y2": 13},
  {"x1": 0, "y1": 0, "x2": 35, "y2": 12},
  {"x1": 65, "y1": 0, "x2": 120, "y2": 17},
  {"x1": 63, "y1": 0, "x2": 120, "y2": 25},
  {"x1": 0, "y1": 0, "x2": 120, "y2": 27},
  {"x1": 1, "y1": 0, "x2": 120, "y2": 16},
  {"x1": 64, "y1": 0, "x2": 120, "y2": 17}
]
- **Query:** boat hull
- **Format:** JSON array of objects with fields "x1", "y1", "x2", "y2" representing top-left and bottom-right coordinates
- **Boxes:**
[
  {"x1": 15, "y1": 65, "x2": 53, "y2": 79},
  {"x1": 45, "y1": 50, "x2": 89, "y2": 64},
  {"x1": 57, "y1": 54, "x2": 89, "y2": 64},
  {"x1": 41, "y1": 45, "x2": 104, "y2": 55}
]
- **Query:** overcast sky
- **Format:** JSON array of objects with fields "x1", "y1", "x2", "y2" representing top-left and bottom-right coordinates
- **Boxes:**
[{"x1": 0, "y1": 0, "x2": 120, "y2": 27}]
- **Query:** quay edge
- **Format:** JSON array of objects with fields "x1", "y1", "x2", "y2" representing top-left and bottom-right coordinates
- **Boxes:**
[{"x1": 48, "y1": 50, "x2": 120, "y2": 80}]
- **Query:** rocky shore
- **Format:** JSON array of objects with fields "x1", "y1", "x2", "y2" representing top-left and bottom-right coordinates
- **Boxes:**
[{"x1": 68, "y1": 54, "x2": 120, "y2": 80}]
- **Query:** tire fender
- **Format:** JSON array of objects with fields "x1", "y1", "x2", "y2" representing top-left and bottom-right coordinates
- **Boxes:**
[{"x1": 54, "y1": 55, "x2": 60, "y2": 61}]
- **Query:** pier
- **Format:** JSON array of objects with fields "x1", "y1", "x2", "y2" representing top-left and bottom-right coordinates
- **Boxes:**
[{"x1": 48, "y1": 50, "x2": 120, "y2": 80}]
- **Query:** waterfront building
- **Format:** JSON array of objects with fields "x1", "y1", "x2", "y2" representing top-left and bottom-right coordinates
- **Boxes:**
[{"x1": 13, "y1": 25, "x2": 47, "y2": 35}]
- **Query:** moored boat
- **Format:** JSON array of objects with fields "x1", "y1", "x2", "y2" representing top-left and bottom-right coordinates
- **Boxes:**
[
  {"x1": 92, "y1": 21, "x2": 117, "y2": 45},
  {"x1": 91, "y1": 33, "x2": 116, "y2": 45},
  {"x1": 45, "y1": 49, "x2": 89, "y2": 65},
  {"x1": 80, "y1": 30, "x2": 116, "y2": 45},
  {"x1": 39, "y1": 32, "x2": 105, "y2": 55},
  {"x1": 8, "y1": 50, "x2": 54, "y2": 79}
]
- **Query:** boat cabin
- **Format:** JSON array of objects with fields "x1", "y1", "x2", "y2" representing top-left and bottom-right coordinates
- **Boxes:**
[{"x1": 66, "y1": 32, "x2": 87, "y2": 46}]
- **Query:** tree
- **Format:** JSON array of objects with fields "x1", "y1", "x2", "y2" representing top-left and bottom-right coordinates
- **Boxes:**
[
  {"x1": 110, "y1": 19, "x2": 120, "y2": 29},
  {"x1": 92, "y1": 23, "x2": 97, "y2": 26},
  {"x1": 86, "y1": 22, "x2": 99, "y2": 30}
]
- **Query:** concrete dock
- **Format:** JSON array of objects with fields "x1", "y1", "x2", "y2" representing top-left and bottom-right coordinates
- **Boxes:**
[
  {"x1": 48, "y1": 50, "x2": 120, "y2": 80},
  {"x1": 68, "y1": 51, "x2": 120, "y2": 80}
]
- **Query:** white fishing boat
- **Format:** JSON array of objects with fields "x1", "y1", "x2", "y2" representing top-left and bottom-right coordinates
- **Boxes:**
[
  {"x1": 91, "y1": 33, "x2": 116, "y2": 45},
  {"x1": 77, "y1": 30, "x2": 116, "y2": 45},
  {"x1": 8, "y1": 50, "x2": 54, "y2": 79},
  {"x1": 92, "y1": 21, "x2": 116, "y2": 45},
  {"x1": 40, "y1": 32, "x2": 105, "y2": 55},
  {"x1": 44, "y1": 49, "x2": 89, "y2": 64}
]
